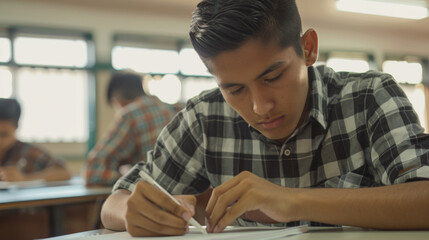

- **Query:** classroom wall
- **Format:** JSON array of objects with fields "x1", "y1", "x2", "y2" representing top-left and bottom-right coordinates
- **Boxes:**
[{"x1": 1, "y1": 0, "x2": 428, "y2": 175}]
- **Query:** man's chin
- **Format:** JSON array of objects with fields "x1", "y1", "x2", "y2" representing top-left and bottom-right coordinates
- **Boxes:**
[{"x1": 260, "y1": 131, "x2": 289, "y2": 143}]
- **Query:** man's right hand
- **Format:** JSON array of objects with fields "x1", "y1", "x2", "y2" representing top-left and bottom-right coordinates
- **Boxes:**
[
  {"x1": 0, "y1": 166, "x2": 25, "y2": 181},
  {"x1": 124, "y1": 181, "x2": 196, "y2": 236}
]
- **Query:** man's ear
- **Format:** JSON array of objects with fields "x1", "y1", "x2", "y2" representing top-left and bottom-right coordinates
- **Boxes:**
[{"x1": 301, "y1": 29, "x2": 319, "y2": 66}]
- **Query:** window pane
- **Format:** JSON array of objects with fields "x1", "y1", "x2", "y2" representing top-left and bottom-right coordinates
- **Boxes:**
[
  {"x1": 182, "y1": 77, "x2": 217, "y2": 101},
  {"x1": 16, "y1": 68, "x2": 89, "y2": 142},
  {"x1": 0, "y1": 67, "x2": 13, "y2": 98},
  {"x1": 179, "y1": 48, "x2": 211, "y2": 76},
  {"x1": 14, "y1": 37, "x2": 88, "y2": 67},
  {"x1": 112, "y1": 46, "x2": 179, "y2": 74},
  {"x1": 326, "y1": 58, "x2": 370, "y2": 72},
  {"x1": 0, "y1": 38, "x2": 11, "y2": 62},
  {"x1": 383, "y1": 60, "x2": 422, "y2": 84},
  {"x1": 147, "y1": 74, "x2": 181, "y2": 104}
]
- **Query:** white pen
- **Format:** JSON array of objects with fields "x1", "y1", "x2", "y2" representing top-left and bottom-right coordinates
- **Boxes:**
[{"x1": 139, "y1": 172, "x2": 208, "y2": 235}]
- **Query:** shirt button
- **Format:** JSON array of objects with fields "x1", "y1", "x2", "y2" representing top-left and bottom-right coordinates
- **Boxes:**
[{"x1": 284, "y1": 149, "x2": 291, "y2": 156}]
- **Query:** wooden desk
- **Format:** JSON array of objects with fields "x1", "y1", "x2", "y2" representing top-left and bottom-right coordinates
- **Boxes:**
[
  {"x1": 0, "y1": 178, "x2": 112, "y2": 240},
  {"x1": 39, "y1": 226, "x2": 429, "y2": 240}
]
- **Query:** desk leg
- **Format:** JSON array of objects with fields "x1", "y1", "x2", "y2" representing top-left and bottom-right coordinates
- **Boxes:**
[{"x1": 48, "y1": 205, "x2": 65, "y2": 236}]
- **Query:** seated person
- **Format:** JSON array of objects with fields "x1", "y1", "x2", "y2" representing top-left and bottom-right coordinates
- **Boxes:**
[
  {"x1": 101, "y1": 0, "x2": 429, "y2": 236},
  {"x1": 85, "y1": 72, "x2": 183, "y2": 186},
  {"x1": 0, "y1": 98, "x2": 72, "y2": 182}
]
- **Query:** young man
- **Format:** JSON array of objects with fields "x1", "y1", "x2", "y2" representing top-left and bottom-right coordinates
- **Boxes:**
[
  {"x1": 101, "y1": 0, "x2": 429, "y2": 236},
  {"x1": 0, "y1": 98, "x2": 71, "y2": 182},
  {"x1": 85, "y1": 72, "x2": 182, "y2": 186}
]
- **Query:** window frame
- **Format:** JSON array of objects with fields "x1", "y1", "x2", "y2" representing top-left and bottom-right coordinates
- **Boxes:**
[{"x1": 0, "y1": 26, "x2": 97, "y2": 155}]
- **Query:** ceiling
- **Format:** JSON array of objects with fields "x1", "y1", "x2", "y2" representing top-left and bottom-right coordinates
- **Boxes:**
[{"x1": 6, "y1": 0, "x2": 429, "y2": 38}]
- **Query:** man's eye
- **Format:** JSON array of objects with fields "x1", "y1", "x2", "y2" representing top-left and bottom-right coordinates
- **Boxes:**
[
  {"x1": 230, "y1": 87, "x2": 244, "y2": 95},
  {"x1": 265, "y1": 73, "x2": 283, "y2": 83}
]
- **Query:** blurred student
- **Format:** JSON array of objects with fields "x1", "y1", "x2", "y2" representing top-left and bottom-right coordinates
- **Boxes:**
[
  {"x1": 0, "y1": 98, "x2": 72, "y2": 182},
  {"x1": 85, "y1": 72, "x2": 183, "y2": 186}
]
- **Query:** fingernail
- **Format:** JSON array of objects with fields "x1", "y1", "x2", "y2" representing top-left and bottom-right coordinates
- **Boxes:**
[
  {"x1": 182, "y1": 212, "x2": 190, "y2": 221},
  {"x1": 205, "y1": 217, "x2": 211, "y2": 232},
  {"x1": 213, "y1": 226, "x2": 219, "y2": 233},
  {"x1": 187, "y1": 203, "x2": 195, "y2": 215},
  {"x1": 185, "y1": 227, "x2": 190, "y2": 234}
]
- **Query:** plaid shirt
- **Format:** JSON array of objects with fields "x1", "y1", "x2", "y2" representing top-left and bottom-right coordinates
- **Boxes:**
[
  {"x1": 114, "y1": 65, "x2": 429, "y2": 225},
  {"x1": 1, "y1": 140, "x2": 64, "y2": 173},
  {"x1": 86, "y1": 95, "x2": 182, "y2": 186}
]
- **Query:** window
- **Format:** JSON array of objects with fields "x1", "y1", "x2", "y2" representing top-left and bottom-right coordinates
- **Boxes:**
[
  {"x1": 383, "y1": 59, "x2": 426, "y2": 130},
  {"x1": 181, "y1": 77, "x2": 217, "y2": 101},
  {"x1": 0, "y1": 37, "x2": 11, "y2": 62},
  {"x1": 16, "y1": 68, "x2": 89, "y2": 142},
  {"x1": 14, "y1": 36, "x2": 88, "y2": 67},
  {"x1": 327, "y1": 58, "x2": 370, "y2": 72},
  {"x1": 146, "y1": 74, "x2": 182, "y2": 104},
  {"x1": 326, "y1": 52, "x2": 371, "y2": 72},
  {"x1": 112, "y1": 36, "x2": 216, "y2": 104},
  {"x1": 0, "y1": 67, "x2": 13, "y2": 98},
  {"x1": 383, "y1": 60, "x2": 423, "y2": 84},
  {"x1": 179, "y1": 48, "x2": 211, "y2": 76},
  {"x1": 112, "y1": 46, "x2": 179, "y2": 74},
  {"x1": 3, "y1": 30, "x2": 94, "y2": 145}
]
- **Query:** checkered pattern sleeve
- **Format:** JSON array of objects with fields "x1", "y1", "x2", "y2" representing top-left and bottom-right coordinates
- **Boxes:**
[
  {"x1": 113, "y1": 105, "x2": 211, "y2": 194},
  {"x1": 86, "y1": 112, "x2": 136, "y2": 186},
  {"x1": 365, "y1": 74, "x2": 429, "y2": 185},
  {"x1": 19, "y1": 142, "x2": 65, "y2": 173}
]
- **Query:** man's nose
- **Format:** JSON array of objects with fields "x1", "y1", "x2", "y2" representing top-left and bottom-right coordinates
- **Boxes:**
[{"x1": 252, "y1": 90, "x2": 274, "y2": 116}]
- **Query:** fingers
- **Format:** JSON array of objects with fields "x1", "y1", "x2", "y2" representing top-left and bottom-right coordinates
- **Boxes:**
[
  {"x1": 0, "y1": 169, "x2": 9, "y2": 181},
  {"x1": 137, "y1": 182, "x2": 192, "y2": 222},
  {"x1": 206, "y1": 171, "x2": 253, "y2": 215},
  {"x1": 0, "y1": 167, "x2": 22, "y2": 181},
  {"x1": 128, "y1": 189, "x2": 188, "y2": 229},
  {"x1": 125, "y1": 181, "x2": 192, "y2": 236},
  {"x1": 207, "y1": 183, "x2": 254, "y2": 233},
  {"x1": 176, "y1": 195, "x2": 197, "y2": 216},
  {"x1": 206, "y1": 172, "x2": 262, "y2": 233},
  {"x1": 126, "y1": 206, "x2": 188, "y2": 236}
]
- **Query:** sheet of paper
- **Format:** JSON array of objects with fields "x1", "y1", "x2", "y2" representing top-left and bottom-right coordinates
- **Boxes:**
[
  {"x1": 73, "y1": 226, "x2": 307, "y2": 240},
  {"x1": 0, "y1": 179, "x2": 45, "y2": 190}
]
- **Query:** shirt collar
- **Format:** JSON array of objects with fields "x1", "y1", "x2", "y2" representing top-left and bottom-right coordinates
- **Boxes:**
[{"x1": 307, "y1": 65, "x2": 329, "y2": 130}]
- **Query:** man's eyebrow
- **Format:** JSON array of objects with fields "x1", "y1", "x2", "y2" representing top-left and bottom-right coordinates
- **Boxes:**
[
  {"x1": 218, "y1": 82, "x2": 240, "y2": 89},
  {"x1": 217, "y1": 61, "x2": 285, "y2": 89},
  {"x1": 255, "y1": 61, "x2": 285, "y2": 80}
]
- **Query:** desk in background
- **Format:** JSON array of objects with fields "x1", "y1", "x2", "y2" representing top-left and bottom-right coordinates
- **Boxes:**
[{"x1": 0, "y1": 177, "x2": 112, "y2": 240}]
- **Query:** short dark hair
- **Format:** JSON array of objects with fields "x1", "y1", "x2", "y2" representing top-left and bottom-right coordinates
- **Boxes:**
[
  {"x1": 0, "y1": 98, "x2": 21, "y2": 127},
  {"x1": 107, "y1": 72, "x2": 145, "y2": 104},
  {"x1": 189, "y1": 0, "x2": 303, "y2": 59}
]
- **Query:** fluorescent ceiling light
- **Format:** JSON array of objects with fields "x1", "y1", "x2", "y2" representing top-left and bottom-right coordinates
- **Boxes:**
[{"x1": 335, "y1": 0, "x2": 429, "y2": 20}]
